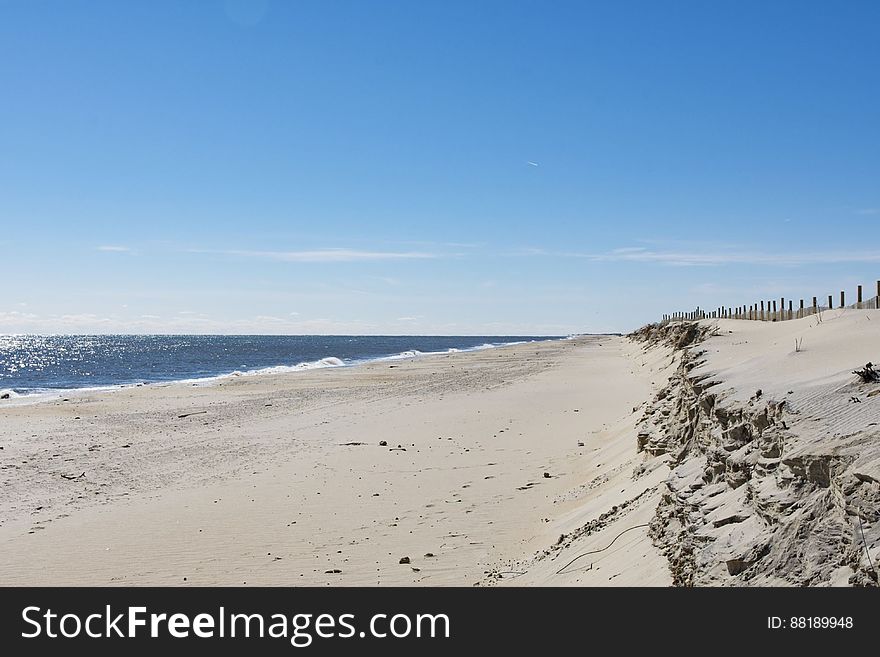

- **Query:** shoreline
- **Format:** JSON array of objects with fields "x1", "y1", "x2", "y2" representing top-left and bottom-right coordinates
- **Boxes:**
[{"x1": 0, "y1": 336, "x2": 566, "y2": 407}]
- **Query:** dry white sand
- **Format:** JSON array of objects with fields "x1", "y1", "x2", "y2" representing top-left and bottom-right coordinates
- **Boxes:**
[{"x1": 0, "y1": 336, "x2": 673, "y2": 586}]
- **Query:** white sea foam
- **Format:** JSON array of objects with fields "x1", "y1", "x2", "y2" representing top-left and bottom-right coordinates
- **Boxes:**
[
  {"x1": 373, "y1": 341, "x2": 533, "y2": 363},
  {"x1": 0, "y1": 385, "x2": 122, "y2": 407},
  {"x1": 180, "y1": 356, "x2": 348, "y2": 386},
  {"x1": 245, "y1": 356, "x2": 346, "y2": 375},
  {"x1": 377, "y1": 350, "x2": 424, "y2": 362}
]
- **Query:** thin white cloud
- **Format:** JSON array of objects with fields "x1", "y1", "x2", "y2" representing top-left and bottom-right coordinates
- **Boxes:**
[
  {"x1": 191, "y1": 248, "x2": 438, "y2": 262},
  {"x1": 0, "y1": 310, "x2": 38, "y2": 321},
  {"x1": 593, "y1": 247, "x2": 880, "y2": 266},
  {"x1": 97, "y1": 245, "x2": 131, "y2": 252},
  {"x1": 855, "y1": 208, "x2": 880, "y2": 216},
  {"x1": 508, "y1": 247, "x2": 550, "y2": 256},
  {"x1": 523, "y1": 246, "x2": 880, "y2": 267},
  {"x1": 0, "y1": 310, "x2": 576, "y2": 336},
  {"x1": 59, "y1": 313, "x2": 112, "y2": 324}
]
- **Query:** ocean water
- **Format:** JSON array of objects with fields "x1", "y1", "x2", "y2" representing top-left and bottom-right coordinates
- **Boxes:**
[{"x1": 0, "y1": 335, "x2": 558, "y2": 397}]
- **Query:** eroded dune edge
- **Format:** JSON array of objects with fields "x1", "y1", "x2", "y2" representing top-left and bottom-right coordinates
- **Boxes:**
[{"x1": 629, "y1": 313, "x2": 879, "y2": 586}]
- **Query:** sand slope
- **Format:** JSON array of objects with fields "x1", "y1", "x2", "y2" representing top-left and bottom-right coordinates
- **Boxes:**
[{"x1": 632, "y1": 309, "x2": 879, "y2": 586}]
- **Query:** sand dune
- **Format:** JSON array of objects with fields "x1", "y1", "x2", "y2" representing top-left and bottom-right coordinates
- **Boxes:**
[{"x1": 631, "y1": 309, "x2": 879, "y2": 586}]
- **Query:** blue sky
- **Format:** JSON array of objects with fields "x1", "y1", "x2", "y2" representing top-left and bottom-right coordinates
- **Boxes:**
[{"x1": 1, "y1": 0, "x2": 878, "y2": 334}]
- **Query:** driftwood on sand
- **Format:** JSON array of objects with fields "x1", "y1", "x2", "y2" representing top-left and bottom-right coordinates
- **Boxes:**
[{"x1": 852, "y1": 362, "x2": 878, "y2": 383}]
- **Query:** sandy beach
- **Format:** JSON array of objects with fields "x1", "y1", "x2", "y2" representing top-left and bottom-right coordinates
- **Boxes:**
[
  {"x1": 2, "y1": 307, "x2": 878, "y2": 587},
  {"x1": 0, "y1": 336, "x2": 673, "y2": 586}
]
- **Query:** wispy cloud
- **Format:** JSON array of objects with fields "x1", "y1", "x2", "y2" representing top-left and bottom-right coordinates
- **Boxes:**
[
  {"x1": 522, "y1": 246, "x2": 880, "y2": 267},
  {"x1": 0, "y1": 310, "x2": 576, "y2": 336},
  {"x1": 855, "y1": 208, "x2": 880, "y2": 216},
  {"x1": 97, "y1": 245, "x2": 131, "y2": 253},
  {"x1": 191, "y1": 248, "x2": 439, "y2": 262},
  {"x1": 507, "y1": 247, "x2": 551, "y2": 256},
  {"x1": 596, "y1": 247, "x2": 880, "y2": 266}
]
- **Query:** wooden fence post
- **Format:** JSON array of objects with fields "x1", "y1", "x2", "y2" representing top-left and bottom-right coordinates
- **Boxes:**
[
  {"x1": 812, "y1": 296, "x2": 817, "y2": 314},
  {"x1": 828, "y1": 294, "x2": 833, "y2": 309},
  {"x1": 799, "y1": 299, "x2": 804, "y2": 318},
  {"x1": 857, "y1": 285, "x2": 863, "y2": 308},
  {"x1": 840, "y1": 290, "x2": 845, "y2": 308}
]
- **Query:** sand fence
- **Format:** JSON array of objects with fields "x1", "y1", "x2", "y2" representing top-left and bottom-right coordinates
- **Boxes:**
[{"x1": 662, "y1": 280, "x2": 880, "y2": 322}]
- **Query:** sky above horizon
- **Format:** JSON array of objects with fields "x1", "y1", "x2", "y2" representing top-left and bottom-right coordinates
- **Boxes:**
[{"x1": 1, "y1": 0, "x2": 879, "y2": 335}]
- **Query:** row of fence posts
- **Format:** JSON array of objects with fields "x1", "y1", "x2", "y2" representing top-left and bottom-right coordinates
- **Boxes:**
[{"x1": 662, "y1": 280, "x2": 880, "y2": 323}]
